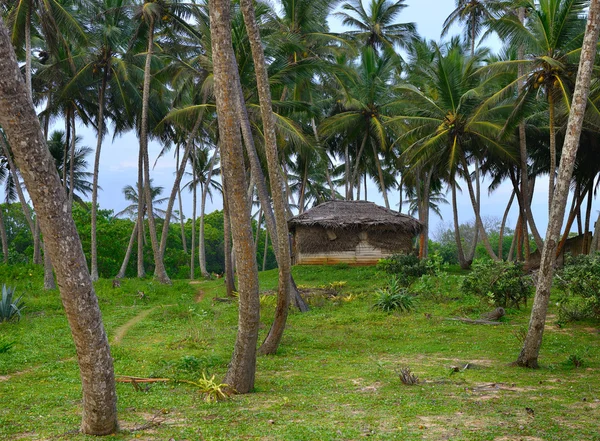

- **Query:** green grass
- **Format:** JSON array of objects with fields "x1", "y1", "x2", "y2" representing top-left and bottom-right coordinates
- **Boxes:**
[{"x1": 0, "y1": 265, "x2": 599, "y2": 440}]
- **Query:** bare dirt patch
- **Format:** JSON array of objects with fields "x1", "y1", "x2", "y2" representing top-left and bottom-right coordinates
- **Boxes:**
[{"x1": 412, "y1": 413, "x2": 490, "y2": 440}]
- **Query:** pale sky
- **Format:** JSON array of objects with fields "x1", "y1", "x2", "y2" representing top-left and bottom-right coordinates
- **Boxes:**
[{"x1": 68, "y1": 0, "x2": 596, "y2": 239}]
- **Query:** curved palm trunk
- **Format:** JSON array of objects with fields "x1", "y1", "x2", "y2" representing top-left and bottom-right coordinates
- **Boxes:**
[
  {"x1": 0, "y1": 27, "x2": 117, "y2": 433},
  {"x1": 211, "y1": 0, "x2": 260, "y2": 393},
  {"x1": 158, "y1": 112, "x2": 203, "y2": 259},
  {"x1": 0, "y1": 206, "x2": 8, "y2": 263},
  {"x1": 461, "y1": 156, "x2": 498, "y2": 261},
  {"x1": 241, "y1": 0, "x2": 294, "y2": 355},
  {"x1": 467, "y1": 159, "x2": 480, "y2": 261},
  {"x1": 451, "y1": 180, "x2": 469, "y2": 269},
  {"x1": 91, "y1": 62, "x2": 110, "y2": 281},
  {"x1": 372, "y1": 144, "x2": 389, "y2": 209},
  {"x1": 139, "y1": 17, "x2": 169, "y2": 284},
  {"x1": 517, "y1": 2, "x2": 600, "y2": 368},
  {"x1": 117, "y1": 220, "x2": 138, "y2": 279},
  {"x1": 499, "y1": 190, "x2": 516, "y2": 261},
  {"x1": 176, "y1": 148, "x2": 188, "y2": 254}
]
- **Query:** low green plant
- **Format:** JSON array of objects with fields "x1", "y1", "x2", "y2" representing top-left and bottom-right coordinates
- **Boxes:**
[
  {"x1": 566, "y1": 354, "x2": 585, "y2": 368},
  {"x1": 185, "y1": 372, "x2": 232, "y2": 403},
  {"x1": 373, "y1": 277, "x2": 415, "y2": 313},
  {"x1": 0, "y1": 285, "x2": 24, "y2": 323},
  {"x1": 461, "y1": 260, "x2": 532, "y2": 308},
  {"x1": 0, "y1": 336, "x2": 14, "y2": 353}
]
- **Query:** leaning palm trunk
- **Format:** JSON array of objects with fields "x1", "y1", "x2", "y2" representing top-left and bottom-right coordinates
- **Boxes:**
[
  {"x1": 210, "y1": 0, "x2": 260, "y2": 394},
  {"x1": 136, "y1": 152, "x2": 145, "y2": 278},
  {"x1": 116, "y1": 220, "x2": 138, "y2": 279},
  {"x1": 222, "y1": 192, "x2": 236, "y2": 297},
  {"x1": 139, "y1": 17, "x2": 170, "y2": 284},
  {"x1": 91, "y1": 62, "x2": 110, "y2": 281},
  {"x1": 241, "y1": 0, "x2": 293, "y2": 355},
  {"x1": 499, "y1": 190, "x2": 516, "y2": 261},
  {"x1": 199, "y1": 151, "x2": 217, "y2": 278},
  {"x1": 460, "y1": 157, "x2": 499, "y2": 261},
  {"x1": 0, "y1": 206, "x2": 7, "y2": 263},
  {"x1": 158, "y1": 112, "x2": 203, "y2": 259},
  {"x1": 176, "y1": 148, "x2": 188, "y2": 253},
  {"x1": 548, "y1": 94, "x2": 557, "y2": 211},
  {"x1": 190, "y1": 158, "x2": 197, "y2": 280},
  {"x1": 516, "y1": 1, "x2": 600, "y2": 368},
  {"x1": 0, "y1": 25, "x2": 118, "y2": 434},
  {"x1": 372, "y1": 144, "x2": 390, "y2": 209},
  {"x1": 451, "y1": 181, "x2": 469, "y2": 269},
  {"x1": 68, "y1": 112, "x2": 76, "y2": 205}
]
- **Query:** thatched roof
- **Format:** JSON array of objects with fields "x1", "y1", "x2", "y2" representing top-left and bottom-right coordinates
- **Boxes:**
[{"x1": 288, "y1": 200, "x2": 423, "y2": 235}]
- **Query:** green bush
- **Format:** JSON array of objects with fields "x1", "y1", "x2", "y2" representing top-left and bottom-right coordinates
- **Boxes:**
[
  {"x1": 461, "y1": 260, "x2": 532, "y2": 308},
  {"x1": 556, "y1": 253, "x2": 600, "y2": 322},
  {"x1": 377, "y1": 253, "x2": 426, "y2": 286},
  {"x1": 0, "y1": 285, "x2": 24, "y2": 323},
  {"x1": 373, "y1": 277, "x2": 415, "y2": 313}
]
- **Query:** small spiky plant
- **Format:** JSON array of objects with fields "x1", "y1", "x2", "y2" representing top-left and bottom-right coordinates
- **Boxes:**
[
  {"x1": 0, "y1": 285, "x2": 24, "y2": 323},
  {"x1": 398, "y1": 367, "x2": 419, "y2": 385}
]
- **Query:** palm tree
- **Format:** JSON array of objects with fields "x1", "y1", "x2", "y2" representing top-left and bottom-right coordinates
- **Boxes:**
[
  {"x1": 336, "y1": 0, "x2": 417, "y2": 52},
  {"x1": 390, "y1": 38, "x2": 515, "y2": 261},
  {"x1": 492, "y1": 0, "x2": 588, "y2": 209},
  {"x1": 517, "y1": 0, "x2": 600, "y2": 368}
]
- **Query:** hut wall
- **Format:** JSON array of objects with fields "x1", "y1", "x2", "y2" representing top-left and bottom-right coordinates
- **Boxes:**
[{"x1": 292, "y1": 225, "x2": 414, "y2": 265}]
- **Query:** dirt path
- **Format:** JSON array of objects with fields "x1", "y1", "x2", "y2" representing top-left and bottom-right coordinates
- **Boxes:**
[{"x1": 112, "y1": 307, "x2": 159, "y2": 345}]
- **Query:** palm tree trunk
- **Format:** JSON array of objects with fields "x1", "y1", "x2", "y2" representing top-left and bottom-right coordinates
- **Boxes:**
[
  {"x1": 372, "y1": 144, "x2": 389, "y2": 208},
  {"x1": 467, "y1": 159, "x2": 481, "y2": 261},
  {"x1": 63, "y1": 109, "x2": 71, "y2": 187},
  {"x1": 0, "y1": 205, "x2": 8, "y2": 263},
  {"x1": 137, "y1": 144, "x2": 145, "y2": 278},
  {"x1": 91, "y1": 64, "x2": 110, "y2": 281},
  {"x1": 241, "y1": 0, "x2": 295, "y2": 354},
  {"x1": 139, "y1": 17, "x2": 169, "y2": 284},
  {"x1": 191, "y1": 154, "x2": 197, "y2": 280},
  {"x1": 254, "y1": 208, "x2": 262, "y2": 251},
  {"x1": 117, "y1": 220, "x2": 138, "y2": 279},
  {"x1": 211, "y1": 0, "x2": 261, "y2": 393},
  {"x1": 43, "y1": 242, "x2": 56, "y2": 289},
  {"x1": 25, "y1": 0, "x2": 32, "y2": 101},
  {"x1": 548, "y1": 93, "x2": 556, "y2": 210},
  {"x1": 176, "y1": 148, "x2": 188, "y2": 253},
  {"x1": 351, "y1": 133, "x2": 369, "y2": 192},
  {"x1": 199, "y1": 152, "x2": 217, "y2": 279},
  {"x1": 68, "y1": 111, "x2": 76, "y2": 204},
  {"x1": 0, "y1": 28, "x2": 118, "y2": 433},
  {"x1": 298, "y1": 161, "x2": 308, "y2": 213},
  {"x1": 33, "y1": 217, "x2": 41, "y2": 264},
  {"x1": 555, "y1": 187, "x2": 588, "y2": 257},
  {"x1": 499, "y1": 190, "x2": 516, "y2": 261},
  {"x1": 262, "y1": 227, "x2": 269, "y2": 272},
  {"x1": 344, "y1": 144, "x2": 350, "y2": 199},
  {"x1": 517, "y1": 2, "x2": 600, "y2": 368},
  {"x1": 584, "y1": 178, "x2": 594, "y2": 236},
  {"x1": 398, "y1": 173, "x2": 403, "y2": 213},
  {"x1": 461, "y1": 156, "x2": 498, "y2": 261},
  {"x1": 452, "y1": 180, "x2": 469, "y2": 269},
  {"x1": 158, "y1": 112, "x2": 203, "y2": 259}
]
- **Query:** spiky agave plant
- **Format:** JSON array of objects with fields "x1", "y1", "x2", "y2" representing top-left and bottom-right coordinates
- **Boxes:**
[{"x1": 0, "y1": 285, "x2": 24, "y2": 322}]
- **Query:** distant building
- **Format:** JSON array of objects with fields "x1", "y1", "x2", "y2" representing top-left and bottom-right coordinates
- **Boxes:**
[{"x1": 288, "y1": 200, "x2": 422, "y2": 265}]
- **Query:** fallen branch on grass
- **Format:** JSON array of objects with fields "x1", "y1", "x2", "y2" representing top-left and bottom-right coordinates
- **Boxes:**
[{"x1": 116, "y1": 375, "x2": 170, "y2": 383}]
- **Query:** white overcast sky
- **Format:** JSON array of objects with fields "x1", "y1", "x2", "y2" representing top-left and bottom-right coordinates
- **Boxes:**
[{"x1": 68, "y1": 0, "x2": 596, "y2": 238}]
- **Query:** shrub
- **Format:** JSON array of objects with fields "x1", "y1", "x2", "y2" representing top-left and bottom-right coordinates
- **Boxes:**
[
  {"x1": 373, "y1": 277, "x2": 415, "y2": 313},
  {"x1": 0, "y1": 285, "x2": 24, "y2": 323},
  {"x1": 461, "y1": 260, "x2": 532, "y2": 308},
  {"x1": 377, "y1": 253, "x2": 426, "y2": 286},
  {"x1": 186, "y1": 373, "x2": 232, "y2": 402},
  {"x1": 556, "y1": 253, "x2": 600, "y2": 321}
]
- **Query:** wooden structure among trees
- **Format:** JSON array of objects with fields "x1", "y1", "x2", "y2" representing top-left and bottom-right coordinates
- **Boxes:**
[{"x1": 288, "y1": 201, "x2": 422, "y2": 265}]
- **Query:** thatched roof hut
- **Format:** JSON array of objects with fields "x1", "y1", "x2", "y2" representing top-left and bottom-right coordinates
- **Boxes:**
[{"x1": 288, "y1": 200, "x2": 423, "y2": 265}]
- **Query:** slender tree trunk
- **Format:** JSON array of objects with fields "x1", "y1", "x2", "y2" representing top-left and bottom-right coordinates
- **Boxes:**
[
  {"x1": 584, "y1": 179, "x2": 593, "y2": 235},
  {"x1": 398, "y1": 173, "x2": 403, "y2": 212},
  {"x1": 351, "y1": 134, "x2": 368, "y2": 191},
  {"x1": 43, "y1": 242, "x2": 56, "y2": 289},
  {"x1": 68, "y1": 111, "x2": 76, "y2": 204},
  {"x1": 262, "y1": 228, "x2": 269, "y2": 272},
  {"x1": 499, "y1": 190, "x2": 516, "y2": 261},
  {"x1": 211, "y1": 0, "x2": 261, "y2": 393},
  {"x1": 241, "y1": 0, "x2": 294, "y2": 354},
  {"x1": 176, "y1": 148, "x2": 188, "y2": 254},
  {"x1": 254, "y1": 208, "x2": 262, "y2": 251},
  {"x1": 222, "y1": 193, "x2": 236, "y2": 297},
  {"x1": 461, "y1": 156, "x2": 498, "y2": 261},
  {"x1": 517, "y1": 2, "x2": 600, "y2": 368},
  {"x1": 136, "y1": 152, "x2": 145, "y2": 278},
  {"x1": 556, "y1": 187, "x2": 588, "y2": 257},
  {"x1": 548, "y1": 93, "x2": 556, "y2": 210},
  {"x1": 0, "y1": 205, "x2": 8, "y2": 263},
  {"x1": 158, "y1": 112, "x2": 203, "y2": 259},
  {"x1": 452, "y1": 180, "x2": 469, "y2": 269},
  {"x1": 0, "y1": 26, "x2": 118, "y2": 433},
  {"x1": 91, "y1": 62, "x2": 110, "y2": 281},
  {"x1": 117, "y1": 220, "x2": 138, "y2": 279},
  {"x1": 63, "y1": 109, "x2": 71, "y2": 187},
  {"x1": 191, "y1": 155, "x2": 197, "y2": 280},
  {"x1": 199, "y1": 151, "x2": 217, "y2": 278},
  {"x1": 418, "y1": 169, "x2": 431, "y2": 259},
  {"x1": 344, "y1": 144, "x2": 350, "y2": 199},
  {"x1": 139, "y1": 18, "x2": 169, "y2": 284},
  {"x1": 25, "y1": 0, "x2": 32, "y2": 101},
  {"x1": 372, "y1": 144, "x2": 389, "y2": 208},
  {"x1": 33, "y1": 218, "x2": 41, "y2": 264}
]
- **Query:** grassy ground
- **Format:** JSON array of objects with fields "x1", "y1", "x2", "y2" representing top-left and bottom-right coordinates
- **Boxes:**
[{"x1": 0, "y1": 264, "x2": 599, "y2": 440}]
